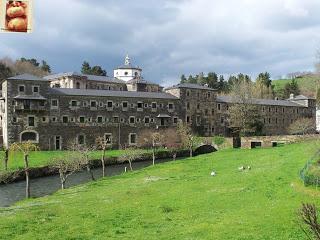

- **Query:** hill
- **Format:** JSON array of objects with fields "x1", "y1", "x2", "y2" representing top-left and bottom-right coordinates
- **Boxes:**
[
  {"x1": 272, "y1": 74, "x2": 320, "y2": 97},
  {"x1": 0, "y1": 141, "x2": 319, "y2": 239}
]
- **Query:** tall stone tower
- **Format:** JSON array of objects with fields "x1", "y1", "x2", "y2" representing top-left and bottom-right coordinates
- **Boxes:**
[{"x1": 113, "y1": 55, "x2": 142, "y2": 82}]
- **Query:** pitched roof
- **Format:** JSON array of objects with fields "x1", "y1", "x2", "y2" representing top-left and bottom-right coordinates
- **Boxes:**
[
  {"x1": 49, "y1": 88, "x2": 178, "y2": 100},
  {"x1": 126, "y1": 78, "x2": 159, "y2": 86},
  {"x1": 289, "y1": 95, "x2": 316, "y2": 100},
  {"x1": 7, "y1": 74, "x2": 47, "y2": 81},
  {"x1": 165, "y1": 83, "x2": 216, "y2": 91},
  {"x1": 216, "y1": 95, "x2": 306, "y2": 107},
  {"x1": 115, "y1": 64, "x2": 142, "y2": 70},
  {"x1": 14, "y1": 95, "x2": 47, "y2": 100},
  {"x1": 44, "y1": 72, "x2": 125, "y2": 84}
]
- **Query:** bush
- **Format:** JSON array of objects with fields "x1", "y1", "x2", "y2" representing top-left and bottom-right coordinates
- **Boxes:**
[{"x1": 213, "y1": 135, "x2": 225, "y2": 146}]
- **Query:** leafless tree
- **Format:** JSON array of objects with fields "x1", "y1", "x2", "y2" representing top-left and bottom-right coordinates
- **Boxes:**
[
  {"x1": 299, "y1": 203, "x2": 320, "y2": 240},
  {"x1": 95, "y1": 136, "x2": 109, "y2": 177},
  {"x1": 288, "y1": 118, "x2": 316, "y2": 135},
  {"x1": 1, "y1": 148, "x2": 9, "y2": 171},
  {"x1": 163, "y1": 128, "x2": 182, "y2": 161},
  {"x1": 9, "y1": 142, "x2": 39, "y2": 198},
  {"x1": 68, "y1": 140, "x2": 96, "y2": 181},
  {"x1": 228, "y1": 80, "x2": 263, "y2": 136},
  {"x1": 50, "y1": 153, "x2": 83, "y2": 190},
  {"x1": 118, "y1": 148, "x2": 144, "y2": 171},
  {"x1": 177, "y1": 122, "x2": 197, "y2": 157},
  {"x1": 138, "y1": 130, "x2": 164, "y2": 166}
]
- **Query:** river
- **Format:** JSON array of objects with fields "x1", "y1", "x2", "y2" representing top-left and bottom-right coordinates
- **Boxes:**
[{"x1": 0, "y1": 158, "x2": 173, "y2": 207}]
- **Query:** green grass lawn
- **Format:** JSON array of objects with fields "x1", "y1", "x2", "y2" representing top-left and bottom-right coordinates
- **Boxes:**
[
  {"x1": 0, "y1": 150, "x2": 129, "y2": 171},
  {"x1": 0, "y1": 140, "x2": 319, "y2": 239},
  {"x1": 272, "y1": 74, "x2": 320, "y2": 96}
]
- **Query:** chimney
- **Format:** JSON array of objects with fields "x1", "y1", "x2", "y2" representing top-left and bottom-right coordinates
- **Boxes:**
[{"x1": 289, "y1": 93, "x2": 294, "y2": 99}]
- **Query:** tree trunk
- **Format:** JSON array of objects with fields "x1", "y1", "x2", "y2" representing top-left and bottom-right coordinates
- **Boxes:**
[
  {"x1": 152, "y1": 147, "x2": 155, "y2": 166},
  {"x1": 59, "y1": 170, "x2": 66, "y2": 190},
  {"x1": 24, "y1": 154, "x2": 30, "y2": 198},
  {"x1": 86, "y1": 164, "x2": 95, "y2": 181},
  {"x1": 101, "y1": 149, "x2": 106, "y2": 177},
  {"x1": 173, "y1": 152, "x2": 176, "y2": 161},
  {"x1": 4, "y1": 149, "x2": 8, "y2": 171},
  {"x1": 129, "y1": 160, "x2": 133, "y2": 171},
  {"x1": 189, "y1": 147, "x2": 193, "y2": 157}
]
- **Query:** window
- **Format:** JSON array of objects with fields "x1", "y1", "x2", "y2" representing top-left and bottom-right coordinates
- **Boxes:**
[
  {"x1": 268, "y1": 118, "x2": 271, "y2": 124},
  {"x1": 282, "y1": 108, "x2": 285, "y2": 113},
  {"x1": 144, "y1": 103, "x2": 148, "y2": 108},
  {"x1": 78, "y1": 135, "x2": 85, "y2": 145},
  {"x1": 129, "y1": 133, "x2": 137, "y2": 145},
  {"x1": 186, "y1": 102, "x2": 190, "y2": 110},
  {"x1": 32, "y1": 86, "x2": 39, "y2": 93},
  {"x1": 275, "y1": 118, "x2": 278, "y2": 124},
  {"x1": 88, "y1": 117, "x2": 92, "y2": 122},
  {"x1": 107, "y1": 101, "x2": 113, "y2": 109},
  {"x1": 152, "y1": 102, "x2": 157, "y2": 110},
  {"x1": 83, "y1": 101, "x2": 88, "y2": 107},
  {"x1": 220, "y1": 117, "x2": 224, "y2": 124},
  {"x1": 144, "y1": 117, "x2": 150, "y2": 124},
  {"x1": 18, "y1": 85, "x2": 25, "y2": 93},
  {"x1": 51, "y1": 99, "x2": 58, "y2": 108},
  {"x1": 76, "y1": 82, "x2": 81, "y2": 89},
  {"x1": 186, "y1": 90, "x2": 190, "y2": 97},
  {"x1": 197, "y1": 104, "x2": 200, "y2": 110},
  {"x1": 129, "y1": 116, "x2": 135, "y2": 124},
  {"x1": 39, "y1": 101, "x2": 45, "y2": 107},
  {"x1": 122, "y1": 101, "x2": 128, "y2": 110},
  {"x1": 137, "y1": 102, "x2": 143, "y2": 110},
  {"x1": 99, "y1": 102, "x2": 104, "y2": 107},
  {"x1": 196, "y1": 116, "x2": 201, "y2": 125},
  {"x1": 13, "y1": 116, "x2": 17, "y2": 123},
  {"x1": 168, "y1": 103, "x2": 174, "y2": 110},
  {"x1": 62, "y1": 116, "x2": 68, "y2": 123},
  {"x1": 269, "y1": 107, "x2": 271, "y2": 112},
  {"x1": 71, "y1": 100, "x2": 77, "y2": 107},
  {"x1": 104, "y1": 134, "x2": 112, "y2": 144},
  {"x1": 186, "y1": 116, "x2": 190, "y2": 123},
  {"x1": 21, "y1": 131, "x2": 37, "y2": 142},
  {"x1": 28, "y1": 116, "x2": 35, "y2": 127},
  {"x1": 79, "y1": 116, "x2": 85, "y2": 123},
  {"x1": 42, "y1": 117, "x2": 47, "y2": 122},
  {"x1": 125, "y1": 72, "x2": 128, "y2": 76},
  {"x1": 173, "y1": 117, "x2": 178, "y2": 124},
  {"x1": 90, "y1": 101, "x2": 97, "y2": 108},
  {"x1": 217, "y1": 104, "x2": 221, "y2": 111},
  {"x1": 113, "y1": 116, "x2": 119, "y2": 123},
  {"x1": 52, "y1": 117, "x2": 57, "y2": 122},
  {"x1": 97, "y1": 116, "x2": 103, "y2": 123}
]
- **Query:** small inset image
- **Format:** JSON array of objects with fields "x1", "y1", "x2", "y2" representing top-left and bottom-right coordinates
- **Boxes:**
[{"x1": 1, "y1": 0, "x2": 33, "y2": 33}]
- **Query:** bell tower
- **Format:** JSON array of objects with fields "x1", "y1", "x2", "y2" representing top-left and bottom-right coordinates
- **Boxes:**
[{"x1": 113, "y1": 55, "x2": 142, "y2": 82}]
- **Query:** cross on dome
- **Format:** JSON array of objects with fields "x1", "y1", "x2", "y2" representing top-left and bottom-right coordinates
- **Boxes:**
[{"x1": 125, "y1": 54, "x2": 131, "y2": 65}]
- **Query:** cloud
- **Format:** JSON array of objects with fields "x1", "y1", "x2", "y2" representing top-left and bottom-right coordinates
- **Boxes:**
[{"x1": 0, "y1": 0, "x2": 320, "y2": 85}]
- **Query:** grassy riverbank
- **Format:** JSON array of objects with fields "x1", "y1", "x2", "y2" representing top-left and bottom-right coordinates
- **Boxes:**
[
  {"x1": 0, "y1": 149, "x2": 139, "y2": 171},
  {"x1": 0, "y1": 140, "x2": 319, "y2": 239}
]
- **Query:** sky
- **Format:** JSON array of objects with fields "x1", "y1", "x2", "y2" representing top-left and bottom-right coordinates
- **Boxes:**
[{"x1": 1, "y1": 0, "x2": 320, "y2": 86}]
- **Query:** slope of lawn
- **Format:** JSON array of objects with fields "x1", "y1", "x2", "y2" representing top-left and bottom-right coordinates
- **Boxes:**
[
  {"x1": 0, "y1": 140, "x2": 319, "y2": 240},
  {"x1": 272, "y1": 74, "x2": 320, "y2": 96}
]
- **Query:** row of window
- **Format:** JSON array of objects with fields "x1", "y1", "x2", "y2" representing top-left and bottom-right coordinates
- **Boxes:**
[
  {"x1": 51, "y1": 99, "x2": 175, "y2": 111},
  {"x1": 18, "y1": 85, "x2": 40, "y2": 94},
  {"x1": 21, "y1": 115, "x2": 179, "y2": 127}
]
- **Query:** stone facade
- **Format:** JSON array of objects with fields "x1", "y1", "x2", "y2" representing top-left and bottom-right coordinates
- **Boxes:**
[{"x1": 0, "y1": 58, "x2": 316, "y2": 150}]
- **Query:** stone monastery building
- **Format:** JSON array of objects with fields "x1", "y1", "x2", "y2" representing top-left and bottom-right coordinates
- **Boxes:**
[{"x1": 0, "y1": 55, "x2": 316, "y2": 150}]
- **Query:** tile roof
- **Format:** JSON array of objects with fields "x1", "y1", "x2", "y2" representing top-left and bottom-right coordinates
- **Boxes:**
[
  {"x1": 14, "y1": 95, "x2": 47, "y2": 100},
  {"x1": 44, "y1": 72, "x2": 125, "y2": 84},
  {"x1": 165, "y1": 83, "x2": 215, "y2": 91},
  {"x1": 7, "y1": 74, "x2": 47, "y2": 81},
  {"x1": 126, "y1": 78, "x2": 159, "y2": 86},
  {"x1": 289, "y1": 95, "x2": 316, "y2": 100},
  {"x1": 216, "y1": 95, "x2": 306, "y2": 107},
  {"x1": 49, "y1": 88, "x2": 178, "y2": 100}
]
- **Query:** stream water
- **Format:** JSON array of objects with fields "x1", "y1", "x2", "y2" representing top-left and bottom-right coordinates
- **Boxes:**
[{"x1": 0, "y1": 158, "x2": 172, "y2": 207}]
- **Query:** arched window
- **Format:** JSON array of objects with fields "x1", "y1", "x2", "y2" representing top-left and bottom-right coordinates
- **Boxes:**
[
  {"x1": 76, "y1": 82, "x2": 81, "y2": 89},
  {"x1": 20, "y1": 131, "x2": 38, "y2": 142}
]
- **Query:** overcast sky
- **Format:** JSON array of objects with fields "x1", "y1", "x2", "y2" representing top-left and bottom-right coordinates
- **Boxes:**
[{"x1": 1, "y1": 0, "x2": 320, "y2": 85}]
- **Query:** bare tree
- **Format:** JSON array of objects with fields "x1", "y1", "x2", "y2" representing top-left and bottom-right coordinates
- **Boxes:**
[
  {"x1": 50, "y1": 153, "x2": 83, "y2": 190},
  {"x1": 95, "y1": 136, "x2": 109, "y2": 177},
  {"x1": 118, "y1": 148, "x2": 144, "y2": 171},
  {"x1": 9, "y1": 142, "x2": 38, "y2": 198},
  {"x1": 228, "y1": 80, "x2": 263, "y2": 136},
  {"x1": 1, "y1": 148, "x2": 9, "y2": 171},
  {"x1": 163, "y1": 128, "x2": 182, "y2": 161},
  {"x1": 138, "y1": 130, "x2": 164, "y2": 166},
  {"x1": 177, "y1": 122, "x2": 196, "y2": 157},
  {"x1": 68, "y1": 141, "x2": 96, "y2": 181},
  {"x1": 299, "y1": 203, "x2": 320, "y2": 240},
  {"x1": 288, "y1": 118, "x2": 316, "y2": 135}
]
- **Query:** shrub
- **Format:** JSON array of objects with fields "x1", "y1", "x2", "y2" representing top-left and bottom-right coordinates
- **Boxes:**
[{"x1": 213, "y1": 135, "x2": 225, "y2": 146}]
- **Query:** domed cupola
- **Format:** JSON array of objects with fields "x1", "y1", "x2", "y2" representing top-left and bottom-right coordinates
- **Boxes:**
[{"x1": 113, "y1": 54, "x2": 142, "y2": 82}]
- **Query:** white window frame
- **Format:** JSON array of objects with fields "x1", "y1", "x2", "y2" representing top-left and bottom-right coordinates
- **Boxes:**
[
  {"x1": 104, "y1": 133, "x2": 113, "y2": 145},
  {"x1": 51, "y1": 99, "x2": 59, "y2": 109},
  {"x1": 18, "y1": 84, "x2": 25, "y2": 93},
  {"x1": 129, "y1": 133, "x2": 137, "y2": 146}
]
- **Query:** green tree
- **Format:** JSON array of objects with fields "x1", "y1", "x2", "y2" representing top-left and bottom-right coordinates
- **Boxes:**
[
  {"x1": 187, "y1": 75, "x2": 197, "y2": 84},
  {"x1": 206, "y1": 72, "x2": 218, "y2": 89},
  {"x1": 81, "y1": 61, "x2": 91, "y2": 75},
  {"x1": 180, "y1": 74, "x2": 187, "y2": 83},
  {"x1": 91, "y1": 66, "x2": 107, "y2": 76},
  {"x1": 0, "y1": 62, "x2": 13, "y2": 79},
  {"x1": 41, "y1": 60, "x2": 51, "y2": 73},
  {"x1": 283, "y1": 79, "x2": 300, "y2": 98}
]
